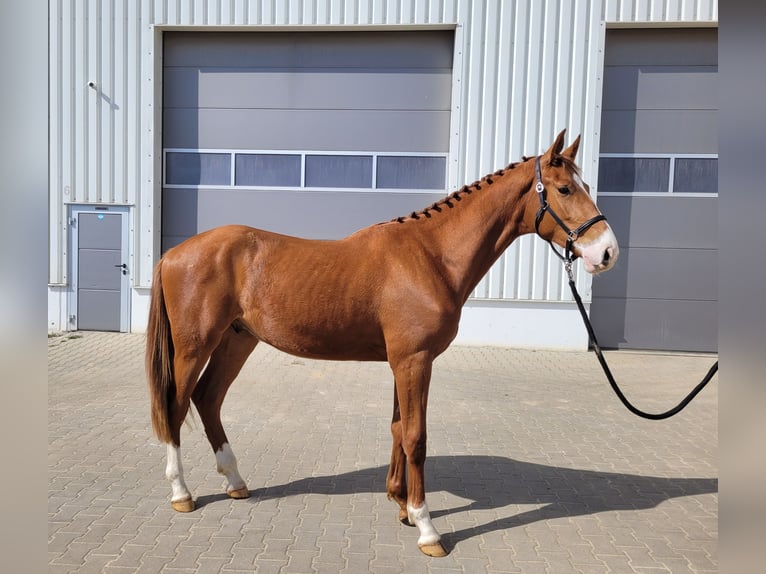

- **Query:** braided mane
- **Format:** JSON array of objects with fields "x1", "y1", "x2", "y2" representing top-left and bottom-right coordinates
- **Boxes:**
[
  {"x1": 387, "y1": 150, "x2": 579, "y2": 226},
  {"x1": 391, "y1": 161, "x2": 525, "y2": 224}
]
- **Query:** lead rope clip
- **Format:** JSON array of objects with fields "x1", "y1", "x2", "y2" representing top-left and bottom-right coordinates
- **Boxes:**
[{"x1": 565, "y1": 260, "x2": 574, "y2": 283}]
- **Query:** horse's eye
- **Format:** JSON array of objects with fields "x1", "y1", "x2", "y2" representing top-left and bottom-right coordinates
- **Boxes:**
[{"x1": 558, "y1": 186, "x2": 571, "y2": 195}]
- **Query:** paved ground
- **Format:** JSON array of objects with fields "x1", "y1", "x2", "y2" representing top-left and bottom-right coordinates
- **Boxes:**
[{"x1": 49, "y1": 332, "x2": 717, "y2": 573}]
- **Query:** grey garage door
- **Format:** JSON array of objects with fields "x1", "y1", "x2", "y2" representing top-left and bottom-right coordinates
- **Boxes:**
[
  {"x1": 162, "y1": 30, "x2": 453, "y2": 251},
  {"x1": 590, "y1": 28, "x2": 717, "y2": 352}
]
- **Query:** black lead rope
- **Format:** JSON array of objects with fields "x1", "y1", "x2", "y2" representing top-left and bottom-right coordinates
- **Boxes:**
[
  {"x1": 565, "y1": 262, "x2": 718, "y2": 420},
  {"x1": 534, "y1": 156, "x2": 718, "y2": 419}
]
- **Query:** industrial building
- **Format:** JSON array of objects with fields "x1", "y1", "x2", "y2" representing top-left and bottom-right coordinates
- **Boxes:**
[{"x1": 47, "y1": 0, "x2": 717, "y2": 352}]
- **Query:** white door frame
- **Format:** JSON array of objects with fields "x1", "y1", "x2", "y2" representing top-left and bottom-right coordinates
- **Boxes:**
[{"x1": 68, "y1": 205, "x2": 131, "y2": 332}]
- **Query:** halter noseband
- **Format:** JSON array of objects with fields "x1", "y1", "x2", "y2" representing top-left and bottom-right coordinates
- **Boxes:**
[{"x1": 534, "y1": 156, "x2": 607, "y2": 266}]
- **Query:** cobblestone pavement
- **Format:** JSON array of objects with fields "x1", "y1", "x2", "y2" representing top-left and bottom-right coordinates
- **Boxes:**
[{"x1": 49, "y1": 332, "x2": 717, "y2": 573}]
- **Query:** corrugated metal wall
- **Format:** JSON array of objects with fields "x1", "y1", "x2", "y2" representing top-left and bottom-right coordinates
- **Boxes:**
[
  {"x1": 602, "y1": 0, "x2": 717, "y2": 23},
  {"x1": 49, "y1": 0, "x2": 146, "y2": 283},
  {"x1": 456, "y1": 1, "x2": 603, "y2": 302},
  {"x1": 49, "y1": 0, "x2": 717, "y2": 300}
]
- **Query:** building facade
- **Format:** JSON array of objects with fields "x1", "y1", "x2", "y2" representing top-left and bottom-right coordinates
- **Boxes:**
[{"x1": 47, "y1": 0, "x2": 718, "y2": 351}]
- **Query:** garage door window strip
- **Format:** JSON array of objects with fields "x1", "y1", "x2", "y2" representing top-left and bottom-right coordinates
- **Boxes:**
[
  {"x1": 163, "y1": 149, "x2": 448, "y2": 192},
  {"x1": 598, "y1": 153, "x2": 718, "y2": 196}
]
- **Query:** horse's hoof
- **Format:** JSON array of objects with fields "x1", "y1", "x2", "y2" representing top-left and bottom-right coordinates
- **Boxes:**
[
  {"x1": 171, "y1": 497, "x2": 195, "y2": 512},
  {"x1": 227, "y1": 487, "x2": 250, "y2": 499},
  {"x1": 419, "y1": 542, "x2": 448, "y2": 557},
  {"x1": 399, "y1": 508, "x2": 413, "y2": 526}
]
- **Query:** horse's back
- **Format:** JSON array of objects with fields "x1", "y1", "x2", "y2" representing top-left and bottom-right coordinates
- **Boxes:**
[{"x1": 163, "y1": 224, "x2": 294, "y2": 259}]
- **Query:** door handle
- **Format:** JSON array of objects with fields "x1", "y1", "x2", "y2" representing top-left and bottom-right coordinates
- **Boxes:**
[{"x1": 114, "y1": 263, "x2": 127, "y2": 275}]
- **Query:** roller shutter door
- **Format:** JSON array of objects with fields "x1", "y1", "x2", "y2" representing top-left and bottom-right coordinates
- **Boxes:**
[
  {"x1": 161, "y1": 31, "x2": 453, "y2": 251},
  {"x1": 591, "y1": 28, "x2": 717, "y2": 352}
]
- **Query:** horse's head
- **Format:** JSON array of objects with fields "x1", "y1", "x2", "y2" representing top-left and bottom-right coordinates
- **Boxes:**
[{"x1": 530, "y1": 130, "x2": 619, "y2": 274}]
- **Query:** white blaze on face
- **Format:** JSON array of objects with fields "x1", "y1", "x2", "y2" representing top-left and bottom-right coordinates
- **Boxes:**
[{"x1": 566, "y1": 170, "x2": 620, "y2": 273}]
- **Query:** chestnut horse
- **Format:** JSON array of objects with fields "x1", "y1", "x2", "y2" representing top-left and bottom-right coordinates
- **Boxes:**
[{"x1": 146, "y1": 130, "x2": 618, "y2": 556}]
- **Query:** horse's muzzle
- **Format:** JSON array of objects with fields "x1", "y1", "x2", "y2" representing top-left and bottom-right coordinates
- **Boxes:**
[{"x1": 576, "y1": 227, "x2": 619, "y2": 274}]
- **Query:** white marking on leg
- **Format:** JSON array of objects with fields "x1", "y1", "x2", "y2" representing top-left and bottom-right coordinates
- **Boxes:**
[
  {"x1": 407, "y1": 502, "x2": 441, "y2": 547},
  {"x1": 215, "y1": 443, "x2": 247, "y2": 493},
  {"x1": 166, "y1": 444, "x2": 192, "y2": 502}
]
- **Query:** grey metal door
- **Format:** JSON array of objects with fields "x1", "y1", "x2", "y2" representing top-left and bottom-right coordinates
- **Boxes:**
[{"x1": 75, "y1": 210, "x2": 128, "y2": 331}]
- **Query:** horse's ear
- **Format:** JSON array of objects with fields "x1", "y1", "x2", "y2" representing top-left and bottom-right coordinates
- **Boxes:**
[
  {"x1": 543, "y1": 129, "x2": 567, "y2": 164},
  {"x1": 562, "y1": 134, "x2": 581, "y2": 161}
]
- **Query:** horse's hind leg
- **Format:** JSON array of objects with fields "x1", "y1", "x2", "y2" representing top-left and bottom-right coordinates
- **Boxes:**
[
  {"x1": 165, "y1": 443, "x2": 193, "y2": 512},
  {"x1": 166, "y1": 351, "x2": 215, "y2": 512},
  {"x1": 192, "y1": 327, "x2": 258, "y2": 500},
  {"x1": 386, "y1": 388, "x2": 409, "y2": 524}
]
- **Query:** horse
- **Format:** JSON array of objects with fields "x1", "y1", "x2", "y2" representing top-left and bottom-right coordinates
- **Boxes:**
[{"x1": 146, "y1": 130, "x2": 619, "y2": 557}]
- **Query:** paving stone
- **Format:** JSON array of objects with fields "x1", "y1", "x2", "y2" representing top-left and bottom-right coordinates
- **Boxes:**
[
  {"x1": 48, "y1": 531, "x2": 82, "y2": 553},
  {"x1": 150, "y1": 534, "x2": 188, "y2": 558},
  {"x1": 88, "y1": 533, "x2": 137, "y2": 557},
  {"x1": 203, "y1": 536, "x2": 239, "y2": 558},
  {"x1": 108, "y1": 544, "x2": 156, "y2": 569},
  {"x1": 574, "y1": 563, "x2": 609, "y2": 574},
  {"x1": 284, "y1": 548, "x2": 317, "y2": 573},
  {"x1": 510, "y1": 560, "x2": 548, "y2": 574},
  {"x1": 103, "y1": 565, "x2": 144, "y2": 574},
  {"x1": 136, "y1": 555, "x2": 176, "y2": 573},
  {"x1": 196, "y1": 556, "x2": 233, "y2": 573},
  {"x1": 48, "y1": 332, "x2": 718, "y2": 573},
  {"x1": 79, "y1": 552, "x2": 117, "y2": 572},
  {"x1": 49, "y1": 541, "x2": 100, "y2": 567}
]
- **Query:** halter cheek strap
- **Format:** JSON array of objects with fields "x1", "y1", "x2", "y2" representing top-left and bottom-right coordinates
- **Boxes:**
[{"x1": 534, "y1": 156, "x2": 607, "y2": 265}]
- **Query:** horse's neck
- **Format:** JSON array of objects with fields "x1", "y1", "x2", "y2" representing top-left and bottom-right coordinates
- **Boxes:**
[{"x1": 426, "y1": 168, "x2": 534, "y2": 302}]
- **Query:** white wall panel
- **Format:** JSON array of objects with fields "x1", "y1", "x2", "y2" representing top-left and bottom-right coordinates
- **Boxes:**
[
  {"x1": 49, "y1": 0, "x2": 146, "y2": 283},
  {"x1": 603, "y1": 0, "x2": 717, "y2": 23},
  {"x1": 453, "y1": 0, "x2": 604, "y2": 303},
  {"x1": 48, "y1": 1, "x2": 65, "y2": 284}
]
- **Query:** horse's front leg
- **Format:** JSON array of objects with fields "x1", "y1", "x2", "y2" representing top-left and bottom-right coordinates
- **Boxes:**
[{"x1": 390, "y1": 351, "x2": 447, "y2": 557}]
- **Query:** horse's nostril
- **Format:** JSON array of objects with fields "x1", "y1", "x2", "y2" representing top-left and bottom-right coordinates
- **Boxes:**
[{"x1": 602, "y1": 248, "x2": 611, "y2": 265}]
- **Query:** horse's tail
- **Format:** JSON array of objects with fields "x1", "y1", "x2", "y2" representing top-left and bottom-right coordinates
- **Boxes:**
[{"x1": 146, "y1": 259, "x2": 175, "y2": 444}]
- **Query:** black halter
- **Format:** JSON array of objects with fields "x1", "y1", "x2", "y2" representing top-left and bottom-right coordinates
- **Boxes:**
[{"x1": 534, "y1": 156, "x2": 607, "y2": 265}]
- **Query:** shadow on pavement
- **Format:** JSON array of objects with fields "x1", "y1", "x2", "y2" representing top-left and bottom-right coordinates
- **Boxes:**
[{"x1": 193, "y1": 454, "x2": 717, "y2": 552}]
